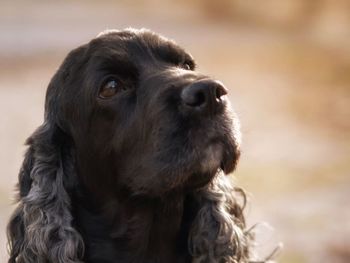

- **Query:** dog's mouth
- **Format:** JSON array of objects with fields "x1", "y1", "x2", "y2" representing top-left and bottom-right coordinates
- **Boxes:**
[
  {"x1": 128, "y1": 103, "x2": 241, "y2": 195},
  {"x1": 167, "y1": 109, "x2": 241, "y2": 191}
]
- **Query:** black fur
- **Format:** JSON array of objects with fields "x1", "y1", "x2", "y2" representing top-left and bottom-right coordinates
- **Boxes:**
[{"x1": 7, "y1": 28, "x2": 252, "y2": 263}]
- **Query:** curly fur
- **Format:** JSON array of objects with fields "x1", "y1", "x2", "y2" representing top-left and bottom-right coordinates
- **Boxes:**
[
  {"x1": 7, "y1": 28, "x2": 254, "y2": 263},
  {"x1": 7, "y1": 124, "x2": 84, "y2": 263},
  {"x1": 189, "y1": 175, "x2": 251, "y2": 262}
]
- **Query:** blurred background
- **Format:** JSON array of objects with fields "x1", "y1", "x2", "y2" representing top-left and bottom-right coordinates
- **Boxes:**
[{"x1": 0, "y1": 0, "x2": 349, "y2": 262}]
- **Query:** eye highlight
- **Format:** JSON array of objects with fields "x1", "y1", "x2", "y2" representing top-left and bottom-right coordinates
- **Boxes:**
[
  {"x1": 180, "y1": 59, "x2": 195, "y2": 71},
  {"x1": 98, "y1": 77, "x2": 127, "y2": 99},
  {"x1": 182, "y1": 63, "x2": 191, "y2": 70}
]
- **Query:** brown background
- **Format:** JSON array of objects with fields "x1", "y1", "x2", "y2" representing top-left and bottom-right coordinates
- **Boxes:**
[{"x1": 0, "y1": 1, "x2": 349, "y2": 262}]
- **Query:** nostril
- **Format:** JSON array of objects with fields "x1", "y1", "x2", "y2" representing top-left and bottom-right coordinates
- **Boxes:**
[{"x1": 215, "y1": 84, "x2": 228, "y2": 100}]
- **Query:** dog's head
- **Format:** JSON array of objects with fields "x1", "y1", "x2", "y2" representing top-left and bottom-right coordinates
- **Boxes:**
[
  {"x1": 47, "y1": 28, "x2": 241, "y2": 197},
  {"x1": 8, "y1": 29, "x2": 252, "y2": 263}
]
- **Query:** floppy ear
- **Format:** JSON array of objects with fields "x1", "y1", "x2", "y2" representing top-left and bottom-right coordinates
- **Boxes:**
[
  {"x1": 7, "y1": 123, "x2": 84, "y2": 263},
  {"x1": 7, "y1": 141, "x2": 34, "y2": 262},
  {"x1": 188, "y1": 174, "x2": 252, "y2": 262},
  {"x1": 7, "y1": 44, "x2": 88, "y2": 263}
]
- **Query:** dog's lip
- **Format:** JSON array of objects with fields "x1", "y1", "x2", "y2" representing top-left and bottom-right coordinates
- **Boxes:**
[
  {"x1": 220, "y1": 161, "x2": 233, "y2": 174},
  {"x1": 220, "y1": 151, "x2": 239, "y2": 174},
  {"x1": 202, "y1": 136, "x2": 238, "y2": 175},
  {"x1": 185, "y1": 171, "x2": 216, "y2": 190},
  {"x1": 220, "y1": 161, "x2": 226, "y2": 173}
]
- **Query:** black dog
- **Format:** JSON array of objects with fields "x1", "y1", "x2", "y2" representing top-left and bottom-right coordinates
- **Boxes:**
[{"x1": 7, "y1": 29, "x2": 252, "y2": 263}]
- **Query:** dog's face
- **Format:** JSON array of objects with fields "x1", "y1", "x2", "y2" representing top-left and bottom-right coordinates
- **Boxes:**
[{"x1": 49, "y1": 29, "x2": 240, "y2": 197}]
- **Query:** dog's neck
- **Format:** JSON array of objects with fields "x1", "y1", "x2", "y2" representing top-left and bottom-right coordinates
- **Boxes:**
[{"x1": 73, "y1": 187, "x2": 194, "y2": 263}]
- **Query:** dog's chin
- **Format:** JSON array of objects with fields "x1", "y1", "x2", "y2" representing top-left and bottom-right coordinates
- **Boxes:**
[
  {"x1": 184, "y1": 142, "x2": 239, "y2": 190},
  {"x1": 220, "y1": 145, "x2": 240, "y2": 175},
  {"x1": 200, "y1": 140, "x2": 239, "y2": 174},
  {"x1": 133, "y1": 138, "x2": 239, "y2": 196}
]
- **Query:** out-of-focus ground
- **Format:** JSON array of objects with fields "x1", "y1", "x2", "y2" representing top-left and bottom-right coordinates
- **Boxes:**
[{"x1": 0, "y1": 1, "x2": 349, "y2": 262}]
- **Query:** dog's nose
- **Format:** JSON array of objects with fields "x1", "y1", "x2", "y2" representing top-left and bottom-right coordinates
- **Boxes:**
[{"x1": 181, "y1": 79, "x2": 227, "y2": 113}]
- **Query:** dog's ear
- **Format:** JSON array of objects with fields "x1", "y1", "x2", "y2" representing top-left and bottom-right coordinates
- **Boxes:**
[
  {"x1": 188, "y1": 174, "x2": 253, "y2": 262},
  {"x1": 7, "y1": 123, "x2": 84, "y2": 263},
  {"x1": 7, "y1": 46, "x2": 87, "y2": 262},
  {"x1": 7, "y1": 134, "x2": 35, "y2": 262}
]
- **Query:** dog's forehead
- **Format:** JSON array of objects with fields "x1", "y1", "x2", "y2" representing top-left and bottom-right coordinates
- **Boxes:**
[
  {"x1": 92, "y1": 29, "x2": 190, "y2": 61},
  {"x1": 96, "y1": 28, "x2": 174, "y2": 46}
]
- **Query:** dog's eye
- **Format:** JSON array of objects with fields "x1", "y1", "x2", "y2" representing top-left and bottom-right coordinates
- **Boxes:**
[
  {"x1": 182, "y1": 63, "x2": 191, "y2": 70},
  {"x1": 99, "y1": 78, "x2": 125, "y2": 99},
  {"x1": 181, "y1": 60, "x2": 194, "y2": 71}
]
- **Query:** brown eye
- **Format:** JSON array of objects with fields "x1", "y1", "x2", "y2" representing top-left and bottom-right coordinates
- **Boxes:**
[{"x1": 99, "y1": 78, "x2": 120, "y2": 99}]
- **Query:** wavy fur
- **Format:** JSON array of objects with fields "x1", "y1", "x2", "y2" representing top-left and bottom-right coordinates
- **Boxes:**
[
  {"x1": 189, "y1": 175, "x2": 251, "y2": 262},
  {"x1": 7, "y1": 124, "x2": 84, "y2": 263}
]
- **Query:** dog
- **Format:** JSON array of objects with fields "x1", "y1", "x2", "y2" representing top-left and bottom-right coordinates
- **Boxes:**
[{"x1": 7, "y1": 28, "x2": 252, "y2": 263}]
